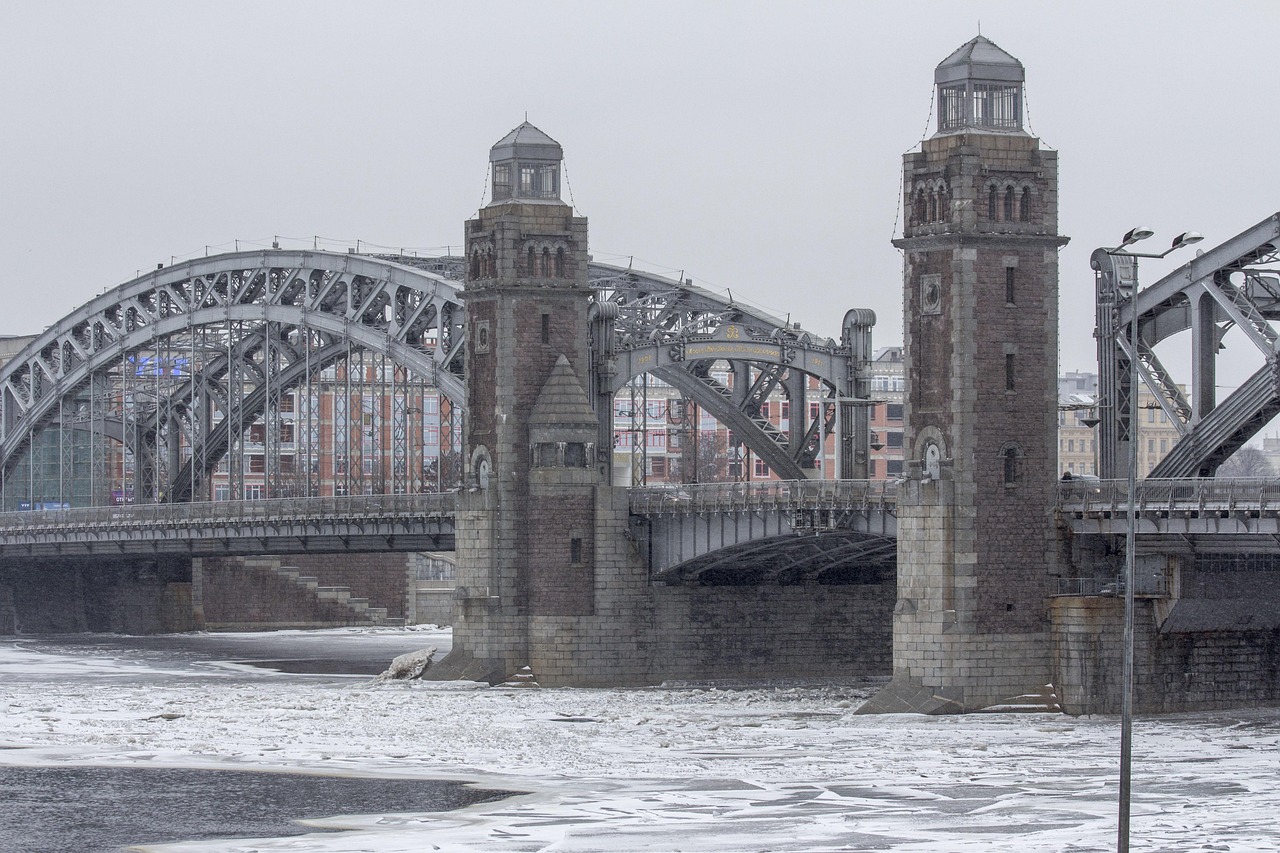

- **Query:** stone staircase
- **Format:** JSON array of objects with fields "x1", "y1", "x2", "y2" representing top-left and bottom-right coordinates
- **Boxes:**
[{"x1": 248, "y1": 559, "x2": 397, "y2": 626}]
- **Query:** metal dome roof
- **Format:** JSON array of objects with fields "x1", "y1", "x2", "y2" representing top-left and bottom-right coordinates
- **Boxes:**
[{"x1": 935, "y1": 35, "x2": 1024, "y2": 85}]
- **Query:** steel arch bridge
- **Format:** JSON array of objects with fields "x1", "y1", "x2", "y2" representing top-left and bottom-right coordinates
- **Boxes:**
[
  {"x1": 1092, "y1": 213, "x2": 1280, "y2": 478},
  {"x1": 0, "y1": 250, "x2": 874, "y2": 508}
]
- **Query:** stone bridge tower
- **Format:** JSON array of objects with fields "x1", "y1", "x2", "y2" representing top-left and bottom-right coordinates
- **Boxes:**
[
  {"x1": 438, "y1": 122, "x2": 603, "y2": 683},
  {"x1": 862, "y1": 37, "x2": 1069, "y2": 713}
]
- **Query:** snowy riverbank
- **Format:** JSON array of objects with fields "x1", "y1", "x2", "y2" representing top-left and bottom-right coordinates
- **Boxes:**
[{"x1": 2, "y1": 631, "x2": 1277, "y2": 852}]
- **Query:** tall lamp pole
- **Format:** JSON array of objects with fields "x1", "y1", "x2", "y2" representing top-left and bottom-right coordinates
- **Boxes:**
[{"x1": 1096, "y1": 226, "x2": 1202, "y2": 853}]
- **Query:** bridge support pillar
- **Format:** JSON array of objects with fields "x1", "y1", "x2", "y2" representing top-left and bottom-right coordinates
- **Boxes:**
[{"x1": 861, "y1": 36, "x2": 1065, "y2": 713}]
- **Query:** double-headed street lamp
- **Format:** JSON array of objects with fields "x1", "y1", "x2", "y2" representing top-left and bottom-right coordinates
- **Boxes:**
[{"x1": 1095, "y1": 226, "x2": 1202, "y2": 853}]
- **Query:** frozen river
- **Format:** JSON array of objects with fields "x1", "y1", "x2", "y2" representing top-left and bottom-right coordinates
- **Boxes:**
[{"x1": 2, "y1": 628, "x2": 1278, "y2": 852}]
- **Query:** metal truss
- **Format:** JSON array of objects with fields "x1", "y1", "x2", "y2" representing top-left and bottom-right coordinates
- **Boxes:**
[
  {"x1": 0, "y1": 250, "x2": 873, "y2": 505},
  {"x1": 0, "y1": 251, "x2": 464, "y2": 505},
  {"x1": 1093, "y1": 213, "x2": 1280, "y2": 478}
]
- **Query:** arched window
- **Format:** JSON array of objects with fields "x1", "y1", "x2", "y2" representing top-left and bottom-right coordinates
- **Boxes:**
[
  {"x1": 526, "y1": 246, "x2": 536, "y2": 277},
  {"x1": 988, "y1": 185, "x2": 998, "y2": 221},
  {"x1": 1004, "y1": 187, "x2": 1015, "y2": 221},
  {"x1": 928, "y1": 192, "x2": 937, "y2": 223},
  {"x1": 470, "y1": 251, "x2": 480, "y2": 280},
  {"x1": 1020, "y1": 187, "x2": 1031, "y2": 222},
  {"x1": 915, "y1": 189, "x2": 927, "y2": 224},
  {"x1": 555, "y1": 247, "x2": 566, "y2": 277},
  {"x1": 1002, "y1": 446, "x2": 1021, "y2": 485},
  {"x1": 485, "y1": 251, "x2": 495, "y2": 277},
  {"x1": 541, "y1": 247, "x2": 552, "y2": 278}
]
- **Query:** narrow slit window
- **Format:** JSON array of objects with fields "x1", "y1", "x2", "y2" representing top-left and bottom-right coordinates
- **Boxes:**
[
  {"x1": 1003, "y1": 447, "x2": 1019, "y2": 484},
  {"x1": 1003, "y1": 187, "x2": 1015, "y2": 221},
  {"x1": 541, "y1": 313, "x2": 550, "y2": 344},
  {"x1": 570, "y1": 537, "x2": 583, "y2": 564},
  {"x1": 1005, "y1": 353, "x2": 1016, "y2": 391},
  {"x1": 1020, "y1": 187, "x2": 1031, "y2": 222},
  {"x1": 1005, "y1": 267, "x2": 1016, "y2": 304},
  {"x1": 988, "y1": 186, "x2": 998, "y2": 221}
]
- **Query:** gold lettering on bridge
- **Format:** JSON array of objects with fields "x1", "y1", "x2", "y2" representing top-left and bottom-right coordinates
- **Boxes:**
[{"x1": 683, "y1": 343, "x2": 782, "y2": 359}]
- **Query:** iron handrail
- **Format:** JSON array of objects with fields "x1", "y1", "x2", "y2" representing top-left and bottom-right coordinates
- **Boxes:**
[{"x1": 0, "y1": 492, "x2": 457, "y2": 535}]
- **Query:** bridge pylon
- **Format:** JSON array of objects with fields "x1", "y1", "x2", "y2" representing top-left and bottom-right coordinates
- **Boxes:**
[
  {"x1": 861, "y1": 36, "x2": 1069, "y2": 714},
  {"x1": 436, "y1": 122, "x2": 647, "y2": 685}
]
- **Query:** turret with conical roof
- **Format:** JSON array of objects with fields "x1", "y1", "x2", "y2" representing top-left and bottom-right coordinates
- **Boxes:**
[{"x1": 934, "y1": 35, "x2": 1025, "y2": 135}]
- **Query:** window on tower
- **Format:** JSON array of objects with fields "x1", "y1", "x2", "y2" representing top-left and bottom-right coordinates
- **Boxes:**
[
  {"x1": 1005, "y1": 353, "x2": 1016, "y2": 391},
  {"x1": 493, "y1": 163, "x2": 512, "y2": 200},
  {"x1": 1005, "y1": 266, "x2": 1016, "y2": 305},
  {"x1": 939, "y1": 84, "x2": 967, "y2": 131},
  {"x1": 1002, "y1": 445, "x2": 1021, "y2": 485},
  {"x1": 520, "y1": 165, "x2": 537, "y2": 196},
  {"x1": 1020, "y1": 186, "x2": 1032, "y2": 222}
]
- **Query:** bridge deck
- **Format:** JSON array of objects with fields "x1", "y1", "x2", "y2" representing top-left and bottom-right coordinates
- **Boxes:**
[{"x1": 0, "y1": 494, "x2": 456, "y2": 558}]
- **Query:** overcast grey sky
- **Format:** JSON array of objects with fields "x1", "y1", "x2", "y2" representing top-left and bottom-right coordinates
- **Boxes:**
[{"x1": 2, "y1": 0, "x2": 1277, "y2": 385}]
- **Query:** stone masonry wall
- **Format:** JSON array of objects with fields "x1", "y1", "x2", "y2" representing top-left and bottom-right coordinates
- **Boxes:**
[
  {"x1": 197, "y1": 557, "x2": 366, "y2": 630},
  {"x1": 516, "y1": 489, "x2": 894, "y2": 686},
  {"x1": 1052, "y1": 597, "x2": 1280, "y2": 715}
]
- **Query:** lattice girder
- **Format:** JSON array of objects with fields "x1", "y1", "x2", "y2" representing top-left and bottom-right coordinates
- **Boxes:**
[
  {"x1": 0, "y1": 251, "x2": 466, "y2": 481},
  {"x1": 1095, "y1": 213, "x2": 1280, "y2": 479}
]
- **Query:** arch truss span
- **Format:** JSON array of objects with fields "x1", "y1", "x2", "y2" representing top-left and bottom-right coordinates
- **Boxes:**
[
  {"x1": 0, "y1": 250, "x2": 466, "y2": 506},
  {"x1": 588, "y1": 258, "x2": 878, "y2": 482},
  {"x1": 657, "y1": 531, "x2": 897, "y2": 586},
  {"x1": 1092, "y1": 213, "x2": 1280, "y2": 478}
]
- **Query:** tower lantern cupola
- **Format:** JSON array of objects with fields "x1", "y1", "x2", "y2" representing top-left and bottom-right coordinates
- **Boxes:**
[
  {"x1": 934, "y1": 35, "x2": 1025, "y2": 135},
  {"x1": 489, "y1": 121, "x2": 563, "y2": 204}
]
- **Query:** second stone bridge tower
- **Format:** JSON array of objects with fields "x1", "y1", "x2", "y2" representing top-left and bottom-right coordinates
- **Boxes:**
[{"x1": 863, "y1": 36, "x2": 1070, "y2": 713}]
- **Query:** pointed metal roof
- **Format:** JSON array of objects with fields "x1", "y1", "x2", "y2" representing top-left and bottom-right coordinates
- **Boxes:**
[
  {"x1": 935, "y1": 35, "x2": 1024, "y2": 85},
  {"x1": 490, "y1": 121, "x2": 563, "y2": 163},
  {"x1": 529, "y1": 355, "x2": 597, "y2": 429}
]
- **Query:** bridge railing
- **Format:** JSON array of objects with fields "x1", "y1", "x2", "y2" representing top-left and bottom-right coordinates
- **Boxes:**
[
  {"x1": 0, "y1": 492, "x2": 457, "y2": 535},
  {"x1": 1057, "y1": 477, "x2": 1280, "y2": 513},
  {"x1": 629, "y1": 479, "x2": 898, "y2": 515},
  {"x1": 1054, "y1": 573, "x2": 1169, "y2": 598}
]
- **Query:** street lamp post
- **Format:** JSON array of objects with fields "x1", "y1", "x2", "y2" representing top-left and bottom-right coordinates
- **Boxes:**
[{"x1": 1095, "y1": 227, "x2": 1202, "y2": 853}]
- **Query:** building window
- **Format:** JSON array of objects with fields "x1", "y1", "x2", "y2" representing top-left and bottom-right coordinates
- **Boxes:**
[
  {"x1": 535, "y1": 443, "x2": 558, "y2": 467},
  {"x1": 886, "y1": 432, "x2": 904, "y2": 448},
  {"x1": 988, "y1": 185, "x2": 998, "y2": 221},
  {"x1": 249, "y1": 455, "x2": 265, "y2": 473},
  {"x1": 1005, "y1": 353, "x2": 1016, "y2": 391},
  {"x1": 1020, "y1": 187, "x2": 1032, "y2": 222},
  {"x1": 565, "y1": 442, "x2": 587, "y2": 468},
  {"x1": 520, "y1": 165, "x2": 537, "y2": 196},
  {"x1": 1004, "y1": 186, "x2": 1015, "y2": 221},
  {"x1": 887, "y1": 403, "x2": 904, "y2": 421},
  {"x1": 1003, "y1": 446, "x2": 1020, "y2": 485},
  {"x1": 541, "y1": 313, "x2": 550, "y2": 345},
  {"x1": 493, "y1": 163, "x2": 512, "y2": 199},
  {"x1": 570, "y1": 537, "x2": 583, "y2": 565},
  {"x1": 555, "y1": 247, "x2": 566, "y2": 277},
  {"x1": 886, "y1": 459, "x2": 904, "y2": 476},
  {"x1": 1005, "y1": 267, "x2": 1016, "y2": 305},
  {"x1": 754, "y1": 458, "x2": 769, "y2": 477}
]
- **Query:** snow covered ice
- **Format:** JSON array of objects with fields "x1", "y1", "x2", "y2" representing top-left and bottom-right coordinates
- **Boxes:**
[{"x1": 2, "y1": 630, "x2": 1278, "y2": 852}]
